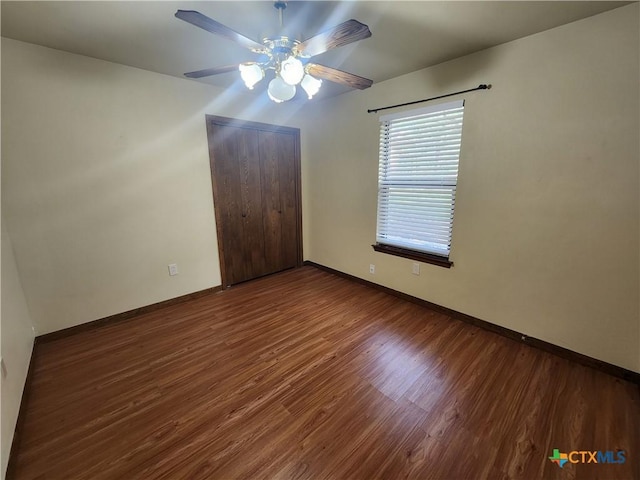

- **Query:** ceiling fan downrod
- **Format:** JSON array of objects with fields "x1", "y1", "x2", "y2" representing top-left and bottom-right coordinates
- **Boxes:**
[{"x1": 274, "y1": 1, "x2": 287, "y2": 28}]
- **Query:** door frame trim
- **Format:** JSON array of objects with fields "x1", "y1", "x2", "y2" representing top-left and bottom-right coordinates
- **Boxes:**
[{"x1": 205, "y1": 115, "x2": 303, "y2": 289}]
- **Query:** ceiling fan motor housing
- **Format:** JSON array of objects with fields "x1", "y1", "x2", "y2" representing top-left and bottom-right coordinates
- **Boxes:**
[{"x1": 264, "y1": 37, "x2": 299, "y2": 56}]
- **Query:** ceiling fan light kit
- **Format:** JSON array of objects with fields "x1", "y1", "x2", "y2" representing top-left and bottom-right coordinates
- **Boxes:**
[
  {"x1": 175, "y1": 1, "x2": 373, "y2": 103},
  {"x1": 239, "y1": 36, "x2": 322, "y2": 100}
]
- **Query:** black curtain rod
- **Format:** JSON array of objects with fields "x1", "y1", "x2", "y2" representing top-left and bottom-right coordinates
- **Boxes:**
[{"x1": 367, "y1": 84, "x2": 492, "y2": 114}]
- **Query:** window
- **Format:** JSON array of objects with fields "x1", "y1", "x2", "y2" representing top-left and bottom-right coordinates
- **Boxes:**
[{"x1": 374, "y1": 99, "x2": 464, "y2": 268}]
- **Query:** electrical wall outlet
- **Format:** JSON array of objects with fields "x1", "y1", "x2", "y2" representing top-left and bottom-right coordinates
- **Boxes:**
[
  {"x1": 369, "y1": 264, "x2": 375, "y2": 274},
  {"x1": 168, "y1": 264, "x2": 178, "y2": 276},
  {"x1": 412, "y1": 262, "x2": 420, "y2": 275}
]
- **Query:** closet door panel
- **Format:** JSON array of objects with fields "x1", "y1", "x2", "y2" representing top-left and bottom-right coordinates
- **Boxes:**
[
  {"x1": 210, "y1": 126, "x2": 247, "y2": 285},
  {"x1": 258, "y1": 130, "x2": 285, "y2": 274},
  {"x1": 237, "y1": 127, "x2": 267, "y2": 279},
  {"x1": 275, "y1": 132, "x2": 299, "y2": 270}
]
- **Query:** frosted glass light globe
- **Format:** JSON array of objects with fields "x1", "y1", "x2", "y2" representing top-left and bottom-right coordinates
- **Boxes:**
[
  {"x1": 239, "y1": 63, "x2": 264, "y2": 90},
  {"x1": 268, "y1": 76, "x2": 296, "y2": 103},
  {"x1": 279, "y1": 56, "x2": 305, "y2": 86},
  {"x1": 301, "y1": 74, "x2": 322, "y2": 99}
]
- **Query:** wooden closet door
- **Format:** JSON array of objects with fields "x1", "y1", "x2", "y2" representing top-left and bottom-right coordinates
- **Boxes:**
[{"x1": 206, "y1": 116, "x2": 302, "y2": 288}]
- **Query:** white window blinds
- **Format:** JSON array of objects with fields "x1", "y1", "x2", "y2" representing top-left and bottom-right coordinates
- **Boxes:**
[{"x1": 376, "y1": 99, "x2": 464, "y2": 258}]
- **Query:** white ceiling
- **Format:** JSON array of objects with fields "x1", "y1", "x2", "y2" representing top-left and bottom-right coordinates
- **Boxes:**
[{"x1": 1, "y1": 1, "x2": 631, "y2": 100}]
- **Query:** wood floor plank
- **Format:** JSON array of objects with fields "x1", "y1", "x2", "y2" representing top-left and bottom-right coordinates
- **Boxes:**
[{"x1": 9, "y1": 266, "x2": 640, "y2": 479}]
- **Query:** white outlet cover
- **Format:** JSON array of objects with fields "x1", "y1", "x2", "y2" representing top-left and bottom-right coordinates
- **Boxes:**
[{"x1": 168, "y1": 264, "x2": 178, "y2": 276}]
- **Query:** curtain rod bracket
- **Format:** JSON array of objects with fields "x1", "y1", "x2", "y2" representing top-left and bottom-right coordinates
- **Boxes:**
[{"x1": 367, "y1": 84, "x2": 492, "y2": 114}]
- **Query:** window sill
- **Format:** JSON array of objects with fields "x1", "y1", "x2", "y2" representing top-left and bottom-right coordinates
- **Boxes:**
[{"x1": 372, "y1": 243, "x2": 453, "y2": 269}]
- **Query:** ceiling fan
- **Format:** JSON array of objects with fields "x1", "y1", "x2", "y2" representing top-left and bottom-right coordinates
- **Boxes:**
[{"x1": 175, "y1": 1, "x2": 373, "y2": 103}]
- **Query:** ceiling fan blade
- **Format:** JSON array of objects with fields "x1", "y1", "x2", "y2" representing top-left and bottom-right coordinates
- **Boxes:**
[
  {"x1": 307, "y1": 64, "x2": 373, "y2": 90},
  {"x1": 296, "y1": 19, "x2": 371, "y2": 58},
  {"x1": 184, "y1": 64, "x2": 240, "y2": 79},
  {"x1": 175, "y1": 10, "x2": 267, "y2": 53}
]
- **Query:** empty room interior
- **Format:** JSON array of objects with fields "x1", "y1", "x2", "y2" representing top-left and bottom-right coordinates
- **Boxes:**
[{"x1": 1, "y1": 1, "x2": 639, "y2": 479}]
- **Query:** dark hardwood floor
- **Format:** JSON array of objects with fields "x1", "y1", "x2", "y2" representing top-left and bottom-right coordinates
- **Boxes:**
[{"x1": 9, "y1": 266, "x2": 640, "y2": 479}]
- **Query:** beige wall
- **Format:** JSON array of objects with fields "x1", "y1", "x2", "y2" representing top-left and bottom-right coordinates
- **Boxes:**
[
  {"x1": 1, "y1": 38, "x2": 308, "y2": 334},
  {"x1": 301, "y1": 4, "x2": 639, "y2": 372},
  {"x1": 1, "y1": 219, "x2": 36, "y2": 478}
]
